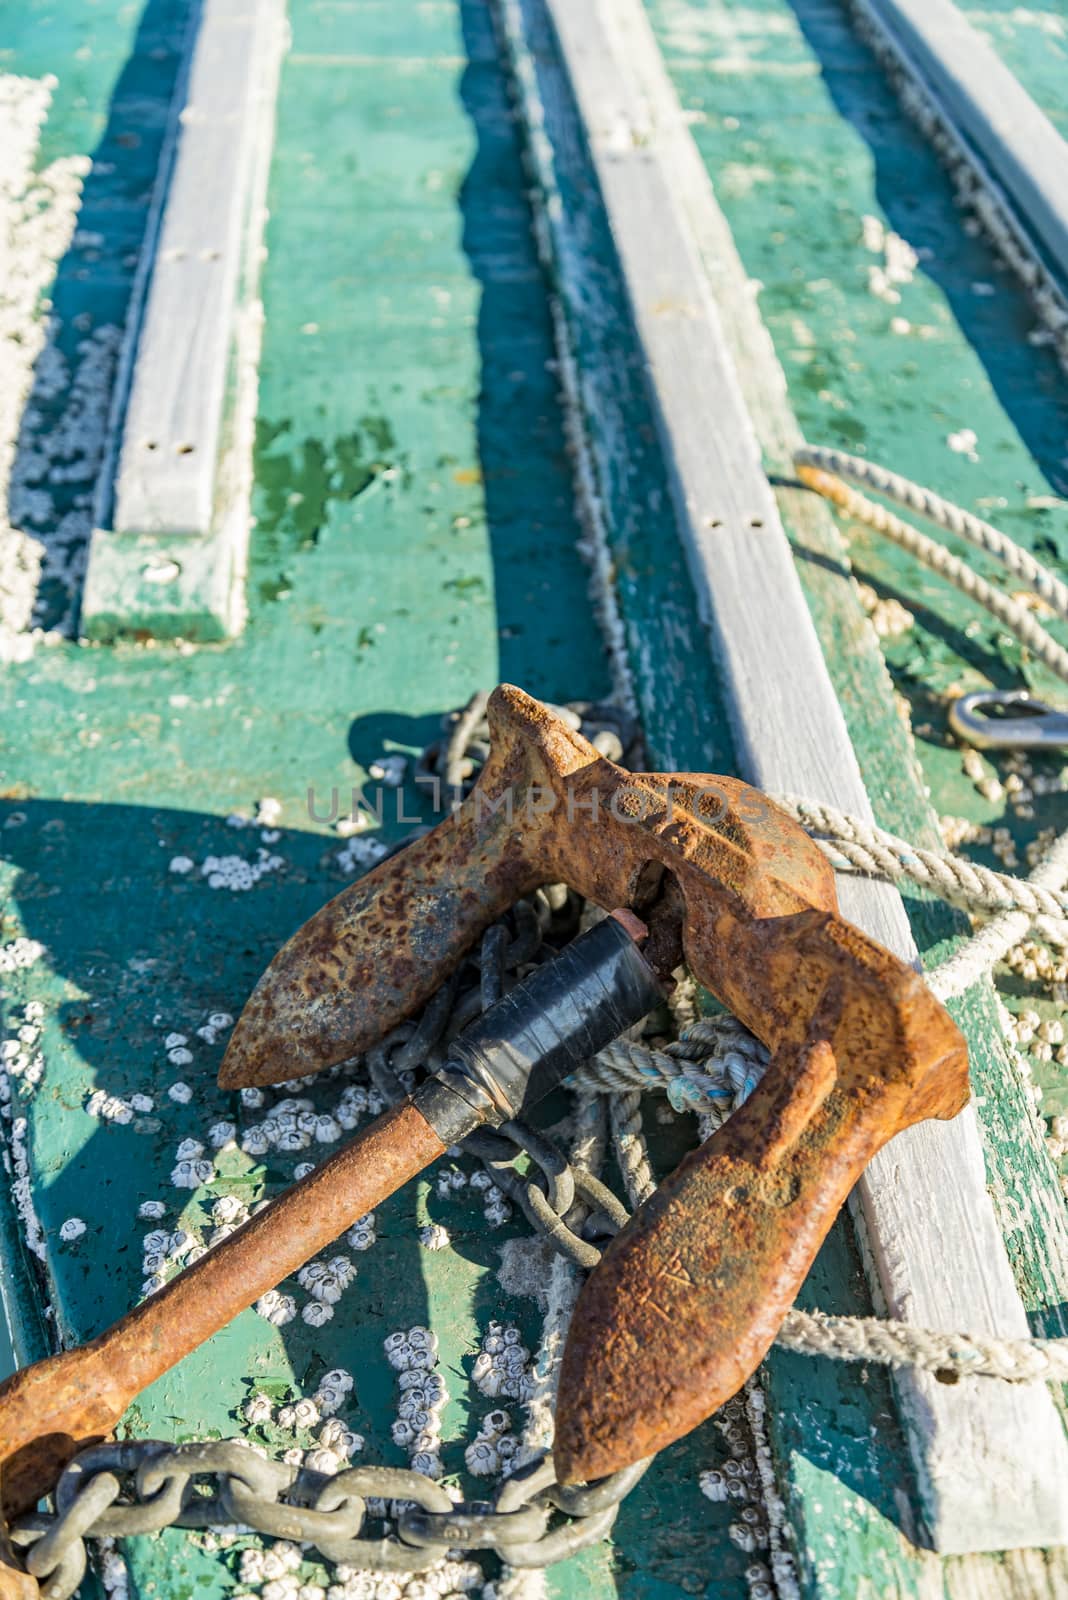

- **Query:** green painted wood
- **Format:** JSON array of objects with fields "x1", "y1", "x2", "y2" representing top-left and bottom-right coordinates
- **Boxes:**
[
  {"x1": 642, "y1": 0, "x2": 1068, "y2": 1590},
  {"x1": 954, "y1": 0, "x2": 1068, "y2": 140},
  {"x1": 0, "y1": 2, "x2": 745, "y2": 1596},
  {"x1": 79, "y1": 0, "x2": 284, "y2": 645},
  {"x1": 4, "y1": 0, "x2": 1068, "y2": 1593}
]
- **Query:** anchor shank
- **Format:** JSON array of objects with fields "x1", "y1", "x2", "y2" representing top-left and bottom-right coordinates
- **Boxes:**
[{"x1": 0, "y1": 914, "x2": 662, "y2": 1521}]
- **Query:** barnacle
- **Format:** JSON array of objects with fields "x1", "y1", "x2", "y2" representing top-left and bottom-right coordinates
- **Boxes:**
[
  {"x1": 212, "y1": 1194, "x2": 248, "y2": 1226},
  {"x1": 243, "y1": 1393, "x2": 274, "y2": 1426},
  {"x1": 302, "y1": 1301, "x2": 334, "y2": 1327},
  {"x1": 471, "y1": 1321, "x2": 532, "y2": 1401},
  {"x1": 418, "y1": 1224, "x2": 450, "y2": 1251},
  {"x1": 171, "y1": 1156, "x2": 215, "y2": 1189},
  {"x1": 254, "y1": 1289, "x2": 297, "y2": 1326},
  {"x1": 317, "y1": 1418, "x2": 362, "y2": 1458}
]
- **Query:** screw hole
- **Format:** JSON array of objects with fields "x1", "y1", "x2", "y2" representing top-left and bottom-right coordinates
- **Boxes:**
[
  {"x1": 175, "y1": 442, "x2": 195, "y2": 456},
  {"x1": 143, "y1": 439, "x2": 158, "y2": 451},
  {"x1": 749, "y1": 517, "x2": 763, "y2": 529},
  {"x1": 706, "y1": 517, "x2": 723, "y2": 529}
]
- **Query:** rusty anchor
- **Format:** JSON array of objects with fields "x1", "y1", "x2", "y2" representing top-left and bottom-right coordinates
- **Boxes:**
[{"x1": 0, "y1": 684, "x2": 968, "y2": 1535}]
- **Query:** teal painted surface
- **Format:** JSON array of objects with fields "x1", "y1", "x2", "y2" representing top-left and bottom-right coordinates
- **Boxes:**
[
  {"x1": 956, "y1": 0, "x2": 1068, "y2": 138},
  {"x1": 644, "y1": 0, "x2": 1068, "y2": 1589},
  {"x1": 0, "y1": 0, "x2": 744, "y2": 1595},
  {"x1": 4, "y1": 0, "x2": 1068, "y2": 1595},
  {"x1": 0, "y1": 1311, "x2": 15, "y2": 1382}
]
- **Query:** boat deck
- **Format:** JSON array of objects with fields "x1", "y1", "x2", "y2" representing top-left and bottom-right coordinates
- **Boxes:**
[{"x1": 1, "y1": 0, "x2": 1067, "y2": 1595}]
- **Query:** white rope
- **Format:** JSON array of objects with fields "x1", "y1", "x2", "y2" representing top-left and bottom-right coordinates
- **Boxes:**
[
  {"x1": 776, "y1": 793, "x2": 1068, "y2": 946},
  {"x1": 927, "y1": 822, "x2": 1068, "y2": 1001},
  {"x1": 793, "y1": 456, "x2": 1068, "y2": 687},
  {"x1": 777, "y1": 1309, "x2": 1068, "y2": 1383},
  {"x1": 794, "y1": 446, "x2": 1068, "y2": 623},
  {"x1": 609, "y1": 1089, "x2": 656, "y2": 1208}
]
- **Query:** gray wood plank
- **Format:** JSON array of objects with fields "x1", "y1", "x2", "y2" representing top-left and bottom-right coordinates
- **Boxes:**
[
  {"x1": 81, "y1": 0, "x2": 285, "y2": 641},
  {"x1": 537, "y1": 0, "x2": 1068, "y2": 1556},
  {"x1": 860, "y1": 0, "x2": 1068, "y2": 286}
]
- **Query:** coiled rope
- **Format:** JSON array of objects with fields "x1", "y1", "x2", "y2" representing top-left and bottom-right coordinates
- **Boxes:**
[
  {"x1": 777, "y1": 795, "x2": 1068, "y2": 951},
  {"x1": 793, "y1": 445, "x2": 1068, "y2": 688}
]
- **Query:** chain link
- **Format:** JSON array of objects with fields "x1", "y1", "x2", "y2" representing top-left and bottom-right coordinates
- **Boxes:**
[
  {"x1": 10, "y1": 1441, "x2": 649, "y2": 1598},
  {"x1": 7, "y1": 698, "x2": 655, "y2": 1598}
]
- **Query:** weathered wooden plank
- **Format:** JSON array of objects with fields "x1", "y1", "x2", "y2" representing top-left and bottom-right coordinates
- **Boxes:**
[
  {"x1": 857, "y1": 0, "x2": 1068, "y2": 286},
  {"x1": 536, "y1": 0, "x2": 1068, "y2": 1557},
  {"x1": 81, "y1": 0, "x2": 286, "y2": 642},
  {"x1": 2, "y1": 4, "x2": 752, "y2": 1591}
]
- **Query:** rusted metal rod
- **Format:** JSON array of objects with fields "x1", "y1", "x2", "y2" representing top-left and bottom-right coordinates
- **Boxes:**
[
  {"x1": 0, "y1": 1103, "x2": 442, "y2": 1521},
  {"x1": 0, "y1": 912, "x2": 662, "y2": 1522}
]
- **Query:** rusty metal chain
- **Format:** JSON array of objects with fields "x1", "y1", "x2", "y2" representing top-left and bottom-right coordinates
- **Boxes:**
[
  {"x1": 416, "y1": 690, "x2": 642, "y2": 798},
  {"x1": 8, "y1": 697, "x2": 654, "y2": 1598},
  {"x1": 10, "y1": 1440, "x2": 650, "y2": 1599}
]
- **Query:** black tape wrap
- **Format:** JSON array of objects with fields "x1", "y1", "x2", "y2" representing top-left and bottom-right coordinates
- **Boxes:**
[{"x1": 448, "y1": 916, "x2": 663, "y2": 1122}]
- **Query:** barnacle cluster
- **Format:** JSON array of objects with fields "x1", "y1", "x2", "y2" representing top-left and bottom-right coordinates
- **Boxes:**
[
  {"x1": 242, "y1": 1088, "x2": 379, "y2": 1157},
  {"x1": 470, "y1": 1321, "x2": 533, "y2": 1403},
  {"x1": 2, "y1": 1000, "x2": 44, "y2": 1094},
  {"x1": 171, "y1": 1136, "x2": 216, "y2": 1189},
  {"x1": 254, "y1": 1289, "x2": 298, "y2": 1327},
  {"x1": 200, "y1": 850, "x2": 285, "y2": 892},
  {"x1": 296, "y1": 1254, "x2": 357, "y2": 1325},
  {"x1": 320, "y1": 1559, "x2": 483, "y2": 1600},
  {"x1": 384, "y1": 1325, "x2": 448, "y2": 1479},
  {"x1": 462, "y1": 1408, "x2": 519, "y2": 1479},
  {"x1": 346, "y1": 1212, "x2": 377, "y2": 1251},
  {"x1": 0, "y1": 938, "x2": 45, "y2": 972},
  {"x1": 141, "y1": 1224, "x2": 199, "y2": 1298},
  {"x1": 241, "y1": 1369, "x2": 364, "y2": 1478},
  {"x1": 0, "y1": 72, "x2": 100, "y2": 659}
]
